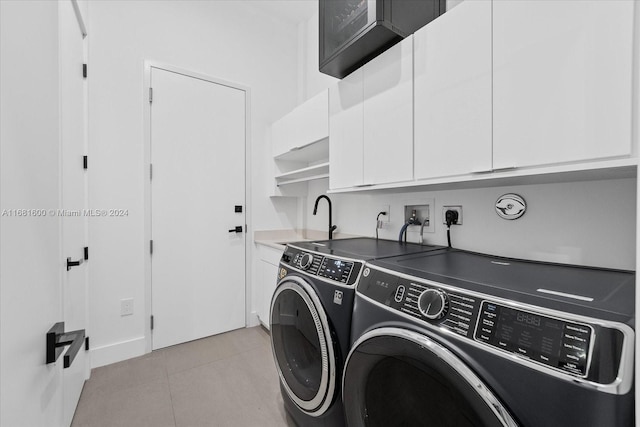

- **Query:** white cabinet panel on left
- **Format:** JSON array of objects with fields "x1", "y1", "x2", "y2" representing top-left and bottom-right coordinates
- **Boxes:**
[{"x1": 256, "y1": 245, "x2": 283, "y2": 329}]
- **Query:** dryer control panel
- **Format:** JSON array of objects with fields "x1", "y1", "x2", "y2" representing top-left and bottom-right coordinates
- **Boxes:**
[
  {"x1": 281, "y1": 247, "x2": 362, "y2": 286},
  {"x1": 356, "y1": 266, "x2": 629, "y2": 383},
  {"x1": 362, "y1": 270, "x2": 480, "y2": 340},
  {"x1": 474, "y1": 301, "x2": 592, "y2": 377}
]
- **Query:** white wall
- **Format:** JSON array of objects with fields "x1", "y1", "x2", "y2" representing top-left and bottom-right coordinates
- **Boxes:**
[
  {"x1": 297, "y1": 10, "x2": 338, "y2": 102},
  {"x1": 87, "y1": 1, "x2": 302, "y2": 366},
  {"x1": 0, "y1": 1, "x2": 65, "y2": 425},
  {"x1": 306, "y1": 178, "x2": 636, "y2": 270}
]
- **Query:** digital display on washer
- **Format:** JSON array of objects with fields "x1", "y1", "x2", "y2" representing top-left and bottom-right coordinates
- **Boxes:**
[
  {"x1": 318, "y1": 258, "x2": 353, "y2": 283},
  {"x1": 474, "y1": 302, "x2": 592, "y2": 377}
]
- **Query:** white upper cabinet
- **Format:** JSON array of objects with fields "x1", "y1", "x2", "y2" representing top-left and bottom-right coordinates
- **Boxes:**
[
  {"x1": 271, "y1": 90, "x2": 330, "y2": 196},
  {"x1": 330, "y1": 36, "x2": 414, "y2": 190},
  {"x1": 272, "y1": 89, "x2": 329, "y2": 158},
  {"x1": 493, "y1": 0, "x2": 635, "y2": 169},
  {"x1": 363, "y1": 35, "x2": 414, "y2": 185},
  {"x1": 328, "y1": 1, "x2": 636, "y2": 193},
  {"x1": 329, "y1": 68, "x2": 364, "y2": 189},
  {"x1": 414, "y1": 0, "x2": 492, "y2": 179}
]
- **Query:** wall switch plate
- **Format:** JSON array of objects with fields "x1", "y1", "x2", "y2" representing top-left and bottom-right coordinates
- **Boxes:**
[
  {"x1": 121, "y1": 298, "x2": 134, "y2": 316},
  {"x1": 442, "y1": 206, "x2": 463, "y2": 225}
]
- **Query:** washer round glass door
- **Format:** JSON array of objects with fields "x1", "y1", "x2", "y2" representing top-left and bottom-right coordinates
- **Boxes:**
[
  {"x1": 270, "y1": 276, "x2": 336, "y2": 416},
  {"x1": 343, "y1": 328, "x2": 519, "y2": 427}
]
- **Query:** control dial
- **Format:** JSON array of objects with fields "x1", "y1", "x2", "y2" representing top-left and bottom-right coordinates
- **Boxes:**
[
  {"x1": 418, "y1": 289, "x2": 449, "y2": 320},
  {"x1": 298, "y1": 253, "x2": 314, "y2": 270}
]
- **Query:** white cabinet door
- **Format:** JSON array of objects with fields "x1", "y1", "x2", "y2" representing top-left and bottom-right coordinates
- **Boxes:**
[
  {"x1": 363, "y1": 36, "x2": 414, "y2": 185},
  {"x1": 414, "y1": 1, "x2": 492, "y2": 179},
  {"x1": 258, "y1": 260, "x2": 278, "y2": 329},
  {"x1": 271, "y1": 116, "x2": 291, "y2": 159},
  {"x1": 273, "y1": 90, "x2": 329, "y2": 158},
  {"x1": 257, "y1": 248, "x2": 281, "y2": 329},
  {"x1": 329, "y1": 69, "x2": 364, "y2": 189},
  {"x1": 294, "y1": 90, "x2": 329, "y2": 149},
  {"x1": 493, "y1": 0, "x2": 634, "y2": 169}
]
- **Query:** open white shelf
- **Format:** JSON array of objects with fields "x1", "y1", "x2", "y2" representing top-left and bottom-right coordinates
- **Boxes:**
[
  {"x1": 275, "y1": 162, "x2": 329, "y2": 186},
  {"x1": 274, "y1": 138, "x2": 329, "y2": 163}
]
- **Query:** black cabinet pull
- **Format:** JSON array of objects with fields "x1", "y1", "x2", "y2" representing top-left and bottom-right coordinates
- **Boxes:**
[
  {"x1": 66, "y1": 257, "x2": 84, "y2": 271},
  {"x1": 228, "y1": 226, "x2": 243, "y2": 233},
  {"x1": 46, "y1": 322, "x2": 86, "y2": 368}
]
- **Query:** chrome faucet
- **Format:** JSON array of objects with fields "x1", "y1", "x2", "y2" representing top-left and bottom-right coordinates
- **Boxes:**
[{"x1": 313, "y1": 195, "x2": 337, "y2": 240}]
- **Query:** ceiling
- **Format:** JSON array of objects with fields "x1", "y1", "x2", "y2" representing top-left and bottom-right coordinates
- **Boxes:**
[{"x1": 246, "y1": 0, "x2": 317, "y2": 24}]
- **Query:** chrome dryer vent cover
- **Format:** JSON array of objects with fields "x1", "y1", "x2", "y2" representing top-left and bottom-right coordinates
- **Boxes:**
[{"x1": 495, "y1": 194, "x2": 526, "y2": 220}]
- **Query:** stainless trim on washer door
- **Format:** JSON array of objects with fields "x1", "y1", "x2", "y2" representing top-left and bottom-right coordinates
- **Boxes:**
[
  {"x1": 343, "y1": 327, "x2": 519, "y2": 427},
  {"x1": 269, "y1": 276, "x2": 336, "y2": 416}
]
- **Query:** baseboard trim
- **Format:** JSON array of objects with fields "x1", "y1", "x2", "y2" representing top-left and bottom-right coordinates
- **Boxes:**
[{"x1": 90, "y1": 336, "x2": 146, "y2": 369}]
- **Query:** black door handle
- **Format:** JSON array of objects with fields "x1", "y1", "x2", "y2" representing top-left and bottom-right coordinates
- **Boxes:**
[
  {"x1": 66, "y1": 257, "x2": 84, "y2": 271},
  {"x1": 46, "y1": 322, "x2": 86, "y2": 368},
  {"x1": 228, "y1": 226, "x2": 243, "y2": 233}
]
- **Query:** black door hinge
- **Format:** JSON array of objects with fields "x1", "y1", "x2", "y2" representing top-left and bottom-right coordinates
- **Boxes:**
[
  {"x1": 84, "y1": 247, "x2": 89, "y2": 261},
  {"x1": 150, "y1": 240, "x2": 153, "y2": 255},
  {"x1": 150, "y1": 315, "x2": 154, "y2": 330},
  {"x1": 85, "y1": 336, "x2": 90, "y2": 351},
  {"x1": 149, "y1": 87, "x2": 153, "y2": 103},
  {"x1": 83, "y1": 156, "x2": 88, "y2": 169},
  {"x1": 83, "y1": 63, "x2": 87, "y2": 79},
  {"x1": 150, "y1": 163, "x2": 153, "y2": 180}
]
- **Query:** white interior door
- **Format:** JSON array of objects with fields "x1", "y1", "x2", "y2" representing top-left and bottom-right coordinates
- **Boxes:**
[
  {"x1": 60, "y1": 0, "x2": 89, "y2": 424},
  {"x1": 150, "y1": 67, "x2": 246, "y2": 350},
  {"x1": 1, "y1": 1, "x2": 66, "y2": 426}
]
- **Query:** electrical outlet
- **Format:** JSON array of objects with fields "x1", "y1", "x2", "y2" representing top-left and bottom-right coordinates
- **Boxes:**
[
  {"x1": 121, "y1": 298, "x2": 134, "y2": 316},
  {"x1": 442, "y1": 206, "x2": 463, "y2": 225},
  {"x1": 377, "y1": 205, "x2": 390, "y2": 223}
]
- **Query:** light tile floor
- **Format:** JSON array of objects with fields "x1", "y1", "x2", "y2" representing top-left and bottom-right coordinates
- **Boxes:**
[{"x1": 72, "y1": 327, "x2": 295, "y2": 427}]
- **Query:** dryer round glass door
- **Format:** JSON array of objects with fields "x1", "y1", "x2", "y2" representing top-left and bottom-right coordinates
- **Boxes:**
[
  {"x1": 270, "y1": 276, "x2": 337, "y2": 416},
  {"x1": 343, "y1": 328, "x2": 518, "y2": 427}
]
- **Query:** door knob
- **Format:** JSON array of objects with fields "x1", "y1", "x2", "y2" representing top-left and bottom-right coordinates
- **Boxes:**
[
  {"x1": 66, "y1": 257, "x2": 84, "y2": 271},
  {"x1": 228, "y1": 226, "x2": 243, "y2": 233}
]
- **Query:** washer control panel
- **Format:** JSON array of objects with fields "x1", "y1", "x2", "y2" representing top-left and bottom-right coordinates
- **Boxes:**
[
  {"x1": 357, "y1": 267, "x2": 606, "y2": 381},
  {"x1": 281, "y1": 247, "x2": 361, "y2": 286}
]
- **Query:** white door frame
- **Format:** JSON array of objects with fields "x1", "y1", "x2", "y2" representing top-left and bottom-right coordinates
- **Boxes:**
[{"x1": 142, "y1": 61, "x2": 252, "y2": 353}]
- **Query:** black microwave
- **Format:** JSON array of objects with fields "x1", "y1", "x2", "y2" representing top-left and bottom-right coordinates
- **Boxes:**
[{"x1": 319, "y1": 0, "x2": 446, "y2": 79}]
